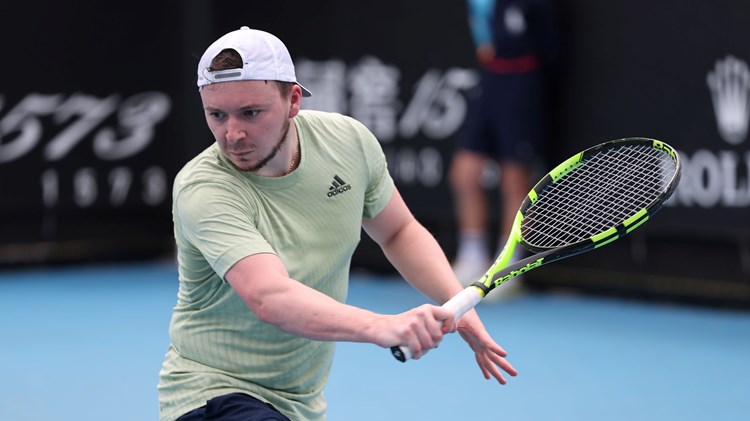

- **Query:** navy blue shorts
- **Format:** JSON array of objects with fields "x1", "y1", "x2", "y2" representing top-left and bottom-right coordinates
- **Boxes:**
[
  {"x1": 459, "y1": 70, "x2": 546, "y2": 164},
  {"x1": 176, "y1": 393, "x2": 291, "y2": 421}
]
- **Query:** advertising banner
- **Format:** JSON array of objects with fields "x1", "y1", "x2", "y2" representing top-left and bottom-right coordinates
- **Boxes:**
[{"x1": 0, "y1": 2, "x2": 183, "y2": 264}]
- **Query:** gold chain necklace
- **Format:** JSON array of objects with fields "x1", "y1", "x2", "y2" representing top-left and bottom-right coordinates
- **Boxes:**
[{"x1": 287, "y1": 140, "x2": 300, "y2": 174}]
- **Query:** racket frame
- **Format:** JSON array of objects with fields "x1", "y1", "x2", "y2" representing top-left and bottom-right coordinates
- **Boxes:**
[
  {"x1": 475, "y1": 137, "x2": 680, "y2": 297},
  {"x1": 391, "y1": 138, "x2": 681, "y2": 362}
]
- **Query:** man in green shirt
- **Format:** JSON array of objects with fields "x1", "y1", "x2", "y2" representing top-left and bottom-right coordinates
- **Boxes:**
[{"x1": 158, "y1": 26, "x2": 517, "y2": 421}]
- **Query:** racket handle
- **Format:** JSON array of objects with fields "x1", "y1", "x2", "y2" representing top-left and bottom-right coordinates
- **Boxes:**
[
  {"x1": 391, "y1": 286, "x2": 483, "y2": 362},
  {"x1": 442, "y1": 285, "x2": 484, "y2": 320}
]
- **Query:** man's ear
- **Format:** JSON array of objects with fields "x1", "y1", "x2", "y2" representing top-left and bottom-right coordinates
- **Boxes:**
[{"x1": 288, "y1": 85, "x2": 302, "y2": 118}]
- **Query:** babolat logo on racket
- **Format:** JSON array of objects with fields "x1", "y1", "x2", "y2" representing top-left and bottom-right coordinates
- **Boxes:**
[
  {"x1": 327, "y1": 175, "x2": 351, "y2": 197},
  {"x1": 494, "y1": 258, "x2": 544, "y2": 286}
]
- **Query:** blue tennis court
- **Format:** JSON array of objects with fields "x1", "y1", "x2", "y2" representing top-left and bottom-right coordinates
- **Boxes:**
[{"x1": 1, "y1": 261, "x2": 748, "y2": 420}]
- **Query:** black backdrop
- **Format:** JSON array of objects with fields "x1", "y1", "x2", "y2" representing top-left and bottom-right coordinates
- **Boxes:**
[
  {"x1": 1, "y1": 1, "x2": 748, "y2": 305},
  {"x1": 549, "y1": 0, "x2": 750, "y2": 305},
  {"x1": 0, "y1": 2, "x2": 184, "y2": 264}
]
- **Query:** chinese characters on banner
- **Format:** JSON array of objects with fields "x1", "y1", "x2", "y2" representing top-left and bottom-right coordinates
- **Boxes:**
[{"x1": 297, "y1": 56, "x2": 478, "y2": 189}]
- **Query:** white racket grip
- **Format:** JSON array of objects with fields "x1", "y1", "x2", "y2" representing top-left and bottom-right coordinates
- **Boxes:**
[
  {"x1": 391, "y1": 286, "x2": 483, "y2": 362},
  {"x1": 443, "y1": 286, "x2": 483, "y2": 321}
]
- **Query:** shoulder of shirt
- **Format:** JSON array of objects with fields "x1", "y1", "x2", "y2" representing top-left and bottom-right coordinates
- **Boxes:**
[
  {"x1": 297, "y1": 109, "x2": 369, "y2": 132},
  {"x1": 296, "y1": 110, "x2": 378, "y2": 151},
  {"x1": 174, "y1": 144, "x2": 243, "y2": 194}
]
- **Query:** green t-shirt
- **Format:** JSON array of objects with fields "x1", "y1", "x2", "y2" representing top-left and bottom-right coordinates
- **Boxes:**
[{"x1": 158, "y1": 110, "x2": 394, "y2": 421}]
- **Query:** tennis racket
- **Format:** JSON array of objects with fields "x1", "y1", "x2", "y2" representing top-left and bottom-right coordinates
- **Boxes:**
[{"x1": 392, "y1": 137, "x2": 682, "y2": 362}]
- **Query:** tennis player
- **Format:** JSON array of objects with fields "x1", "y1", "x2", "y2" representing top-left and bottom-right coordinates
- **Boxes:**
[{"x1": 158, "y1": 26, "x2": 516, "y2": 421}]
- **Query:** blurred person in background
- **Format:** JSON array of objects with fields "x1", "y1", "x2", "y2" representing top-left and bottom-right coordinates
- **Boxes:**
[
  {"x1": 158, "y1": 26, "x2": 516, "y2": 421},
  {"x1": 450, "y1": 0, "x2": 559, "y2": 294}
]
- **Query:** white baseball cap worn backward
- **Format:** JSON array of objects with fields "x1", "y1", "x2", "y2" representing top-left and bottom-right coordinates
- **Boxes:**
[{"x1": 197, "y1": 26, "x2": 312, "y2": 97}]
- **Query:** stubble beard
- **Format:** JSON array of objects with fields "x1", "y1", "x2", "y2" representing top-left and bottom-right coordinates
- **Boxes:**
[{"x1": 238, "y1": 119, "x2": 291, "y2": 173}]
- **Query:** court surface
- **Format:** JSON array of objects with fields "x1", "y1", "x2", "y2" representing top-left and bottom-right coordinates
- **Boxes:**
[{"x1": 1, "y1": 261, "x2": 748, "y2": 420}]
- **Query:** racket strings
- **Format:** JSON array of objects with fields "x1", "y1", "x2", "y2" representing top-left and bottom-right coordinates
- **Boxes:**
[
  {"x1": 527, "y1": 156, "x2": 655, "y2": 245},
  {"x1": 530, "y1": 148, "x2": 666, "y2": 243},
  {"x1": 526, "y1": 146, "x2": 672, "y2": 245},
  {"x1": 522, "y1": 144, "x2": 677, "y2": 248},
  {"x1": 555, "y1": 150, "x2": 658, "y2": 230}
]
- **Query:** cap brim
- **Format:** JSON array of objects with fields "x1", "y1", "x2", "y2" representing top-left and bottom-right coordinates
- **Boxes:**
[{"x1": 298, "y1": 83, "x2": 312, "y2": 97}]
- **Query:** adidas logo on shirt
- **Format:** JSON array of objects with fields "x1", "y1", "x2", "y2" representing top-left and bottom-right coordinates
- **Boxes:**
[{"x1": 327, "y1": 175, "x2": 351, "y2": 197}]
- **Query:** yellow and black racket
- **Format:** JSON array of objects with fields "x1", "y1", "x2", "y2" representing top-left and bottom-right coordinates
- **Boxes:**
[{"x1": 392, "y1": 137, "x2": 682, "y2": 362}]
